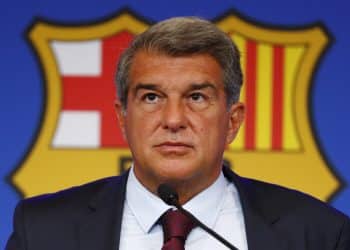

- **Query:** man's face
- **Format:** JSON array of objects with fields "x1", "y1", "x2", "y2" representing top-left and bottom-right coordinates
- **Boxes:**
[{"x1": 116, "y1": 51, "x2": 244, "y2": 200}]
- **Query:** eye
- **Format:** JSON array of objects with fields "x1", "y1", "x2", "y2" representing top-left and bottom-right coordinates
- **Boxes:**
[
  {"x1": 143, "y1": 93, "x2": 160, "y2": 104},
  {"x1": 189, "y1": 92, "x2": 205, "y2": 102},
  {"x1": 187, "y1": 92, "x2": 211, "y2": 111}
]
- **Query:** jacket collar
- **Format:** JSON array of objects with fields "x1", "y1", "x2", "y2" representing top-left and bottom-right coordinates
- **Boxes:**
[
  {"x1": 223, "y1": 166, "x2": 288, "y2": 250},
  {"x1": 78, "y1": 171, "x2": 129, "y2": 250}
]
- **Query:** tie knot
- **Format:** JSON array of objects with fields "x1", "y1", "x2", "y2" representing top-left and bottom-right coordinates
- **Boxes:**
[{"x1": 161, "y1": 210, "x2": 196, "y2": 242}]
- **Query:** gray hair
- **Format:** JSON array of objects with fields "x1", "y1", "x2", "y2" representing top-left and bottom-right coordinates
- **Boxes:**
[{"x1": 115, "y1": 16, "x2": 243, "y2": 109}]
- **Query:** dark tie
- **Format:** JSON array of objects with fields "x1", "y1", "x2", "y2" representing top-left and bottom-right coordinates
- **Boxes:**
[{"x1": 161, "y1": 210, "x2": 196, "y2": 250}]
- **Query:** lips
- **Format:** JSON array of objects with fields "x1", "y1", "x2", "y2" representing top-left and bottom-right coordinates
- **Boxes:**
[
  {"x1": 154, "y1": 141, "x2": 193, "y2": 154},
  {"x1": 157, "y1": 142, "x2": 192, "y2": 147}
]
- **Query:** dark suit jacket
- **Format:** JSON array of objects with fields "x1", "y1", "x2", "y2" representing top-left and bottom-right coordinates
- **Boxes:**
[{"x1": 6, "y1": 167, "x2": 350, "y2": 250}]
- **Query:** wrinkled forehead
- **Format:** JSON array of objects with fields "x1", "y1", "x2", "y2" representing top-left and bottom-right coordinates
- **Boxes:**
[{"x1": 128, "y1": 50, "x2": 224, "y2": 89}]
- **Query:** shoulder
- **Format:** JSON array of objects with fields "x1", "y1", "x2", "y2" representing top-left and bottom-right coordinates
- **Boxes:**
[
  {"x1": 237, "y1": 175, "x2": 350, "y2": 226},
  {"x1": 7, "y1": 175, "x2": 128, "y2": 249},
  {"x1": 16, "y1": 175, "x2": 125, "y2": 219},
  {"x1": 241, "y1": 176, "x2": 350, "y2": 247}
]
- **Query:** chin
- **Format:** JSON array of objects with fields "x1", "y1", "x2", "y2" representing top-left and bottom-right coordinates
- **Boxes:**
[{"x1": 155, "y1": 163, "x2": 199, "y2": 182}]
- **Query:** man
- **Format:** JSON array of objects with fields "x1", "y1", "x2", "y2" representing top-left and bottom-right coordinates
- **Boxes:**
[{"x1": 6, "y1": 17, "x2": 350, "y2": 250}]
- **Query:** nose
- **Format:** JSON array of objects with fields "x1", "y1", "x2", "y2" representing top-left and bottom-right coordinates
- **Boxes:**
[{"x1": 161, "y1": 99, "x2": 187, "y2": 132}]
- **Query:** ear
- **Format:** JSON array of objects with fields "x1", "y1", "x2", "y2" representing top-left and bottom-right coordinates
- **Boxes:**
[
  {"x1": 226, "y1": 102, "x2": 245, "y2": 145},
  {"x1": 114, "y1": 100, "x2": 127, "y2": 141}
]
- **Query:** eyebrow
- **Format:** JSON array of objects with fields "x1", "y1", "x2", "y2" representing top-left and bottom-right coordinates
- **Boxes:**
[
  {"x1": 132, "y1": 83, "x2": 159, "y2": 94},
  {"x1": 132, "y1": 82, "x2": 217, "y2": 95},
  {"x1": 187, "y1": 82, "x2": 217, "y2": 92}
]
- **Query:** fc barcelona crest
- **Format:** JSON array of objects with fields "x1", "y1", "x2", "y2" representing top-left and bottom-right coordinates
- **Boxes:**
[{"x1": 11, "y1": 10, "x2": 340, "y2": 201}]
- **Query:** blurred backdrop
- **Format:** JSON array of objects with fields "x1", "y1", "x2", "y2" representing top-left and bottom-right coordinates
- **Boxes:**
[{"x1": 1, "y1": 0, "x2": 350, "y2": 248}]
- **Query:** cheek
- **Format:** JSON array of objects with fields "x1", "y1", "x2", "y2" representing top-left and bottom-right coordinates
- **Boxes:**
[
  {"x1": 199, "y1": 112, "x2": 230, "y2": 141},
  {"x1": 198, "y1": 109, "x2": 228, "y2": 128},
  {"x1": 191, "y1": 115, "x2": 220, "y2": 141},
  {"x1": 126, "y1": 111, "x2": 160, "y2": 139}
]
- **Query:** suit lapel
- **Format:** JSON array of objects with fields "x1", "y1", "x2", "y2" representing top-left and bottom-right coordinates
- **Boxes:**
[
  {"x1": 78, "y1": 172, "x2": 129, "y2": 250},
  {"x1": 223, "y1": 167, "x2": 288, "y2": 250}
]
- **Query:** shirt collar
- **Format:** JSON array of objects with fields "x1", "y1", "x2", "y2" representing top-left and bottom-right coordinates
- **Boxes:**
[{"x1": 126, "y1": 166, "x2": 229, "y2": 233}]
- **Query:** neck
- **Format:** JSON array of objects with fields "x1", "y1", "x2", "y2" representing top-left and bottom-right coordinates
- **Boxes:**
[
  {"x1": 160, "y1": 171, "x2": 221, "y2": 205},
  {"x1": 132, "y1": 165, "x2": 222, "y2": 205}
]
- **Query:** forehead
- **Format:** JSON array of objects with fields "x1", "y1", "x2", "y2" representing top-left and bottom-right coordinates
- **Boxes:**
[{"x1": 128, "y1": 51, "x2": 224, "y2": 91}]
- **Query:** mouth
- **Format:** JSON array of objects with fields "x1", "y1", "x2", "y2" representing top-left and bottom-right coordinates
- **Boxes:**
[{"x1": 154, "y1": 141, "x2": 193, "y2": 155}]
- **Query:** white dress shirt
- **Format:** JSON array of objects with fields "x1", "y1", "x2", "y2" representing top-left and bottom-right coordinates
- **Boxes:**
[{"x1": 119, "y1": 167, "x2": 248, "y2": 250}]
